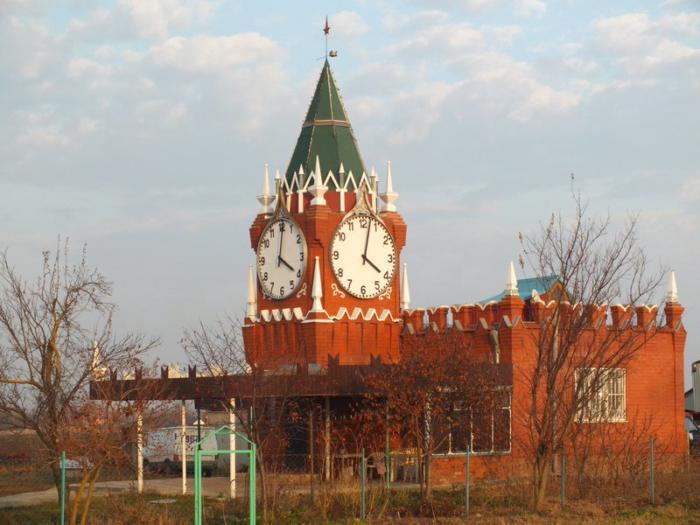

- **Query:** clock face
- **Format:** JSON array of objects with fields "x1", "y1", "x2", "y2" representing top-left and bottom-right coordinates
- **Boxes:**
[
  {"x1": 330, "y1": 213, "x2": 397, "y2": 299},
  {"x1": 256, "y1": 217, "x2": 307, "y2": 300}
]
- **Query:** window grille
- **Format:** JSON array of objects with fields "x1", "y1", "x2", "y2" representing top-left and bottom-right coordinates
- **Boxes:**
[{"x1": 576, "y1": 368, "x2": 626, "y2": 423}]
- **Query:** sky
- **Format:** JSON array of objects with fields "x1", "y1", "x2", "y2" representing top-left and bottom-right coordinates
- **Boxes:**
[{"x1": 1, "y1": 0, "x2": 699, "y2": 385}]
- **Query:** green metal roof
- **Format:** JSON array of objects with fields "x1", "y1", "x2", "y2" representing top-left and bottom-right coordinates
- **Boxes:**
[
  {"x1": 480, "y1": 275, "x2": 560, "y2": 303},
  {"x1": 285, "y1": 60, "x2": 366, "y2": 190}
]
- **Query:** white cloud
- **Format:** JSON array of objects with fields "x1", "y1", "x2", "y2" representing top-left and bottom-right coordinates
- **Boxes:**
[
  {"x1": 148, "y1": 33, "x2": 280, "y2": 73},
  {"x1": 331, "y1": 11, "x2": 369, "y2": 39},
  {"x1": 515, "y1": 0, "x2": 546, "y2": 17},
  {"x1": 118, "y1": 0, "x2": 217, "y2": 40},
  {"x1": 67, "y1": 57, "x2": 113, "y2": 78},
  {"x1": 680, "y1": 176, "x2": 700, "y2": 202}
]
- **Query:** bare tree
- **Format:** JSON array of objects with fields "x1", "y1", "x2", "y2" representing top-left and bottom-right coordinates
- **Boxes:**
[
  {"x1": 365, "y1": 331, "x2": 505, "y2": 499},
  {"x1": 518, "y1": 192, "x2": 664, "y2": 510},
  {"x1": 182, "y1": 315, "x2": 302, "y2": 523},
  {"x1": 0, "y1": 244, "x2": 157, "y2": 498}
]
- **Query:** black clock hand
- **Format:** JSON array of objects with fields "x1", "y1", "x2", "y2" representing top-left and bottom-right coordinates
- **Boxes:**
[
  {"x1": 362, "y1": 255, "x2": 381, "y2": 273},
  {"x1": 279, "y1": 256, "x2": 294, "y2": 271},
  {"x1": 277, "y1": 224, "x2": 285, "y2": 267},
  {"x1": 362, "y1": 217, "x2": 371, "y2": 265}
]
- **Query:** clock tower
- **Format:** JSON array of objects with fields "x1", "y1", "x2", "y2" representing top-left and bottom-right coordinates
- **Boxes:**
[{"x1": 242, "y1": 60, "x2": 407, "y2": 371}]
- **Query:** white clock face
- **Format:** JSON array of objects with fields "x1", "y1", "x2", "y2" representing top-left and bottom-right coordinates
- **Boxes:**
[
  {"x1": 330, "y1": 213, "x2": 397, "y2": 299},
  {"x1": 256, "y1": 217, "x2": 307, "y2": 300}
]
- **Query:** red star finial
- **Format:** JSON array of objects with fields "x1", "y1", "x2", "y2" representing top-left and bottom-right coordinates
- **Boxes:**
[{"x1": 323, "y1": 16, "x2": 330, "y2": 35}]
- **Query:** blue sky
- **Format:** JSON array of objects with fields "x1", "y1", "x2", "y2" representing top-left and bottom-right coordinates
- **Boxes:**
[{"x1": 2, "y1": 0, "x2": 699, "y2": 383}]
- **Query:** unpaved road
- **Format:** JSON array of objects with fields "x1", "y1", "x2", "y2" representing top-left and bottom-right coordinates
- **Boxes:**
[{"x1": 0, "y1": 477, "x2": 240, "y2": 508}]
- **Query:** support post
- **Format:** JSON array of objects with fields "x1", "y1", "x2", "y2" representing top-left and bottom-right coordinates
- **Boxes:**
[
  {"x1": 464, "y1": 445, "x2": 470, "y2": 519},
  {"x1": 250, "y1": 443, "x2": 257, "y2": 525},
  {"x1": 137, "y1": 411, "x2": 144, "y2": 494},
  {"x1": 309, "y1": 407, "x2": 315, "y2": 501},
  {"x1": 194, "y1": 445, "x2": 202, "y2": 525},
  {"x1": 229, "y1": 398, "x2": 236, "y2": 499},
  {"x1": 60, "y1": 451, "x2": 66, "y2": 525},
  {"x1": 361, "y1": 447, "x2": 366, "y2": 520},
  {"x1": 385, "y1": 402, "x2": 390, "y2": 490},
  {"x1": 650, "y1": 437, "x2": 655, "y2": 505},
  {"x1": 324, "y1": 396, "x2": 331, "y2": 482},
  {"x1": 560, "y1": 449, "x2": 566, "y2": 508},
  {"x1": 181, "y1": 400, "x2": 187, "y2": 495}
]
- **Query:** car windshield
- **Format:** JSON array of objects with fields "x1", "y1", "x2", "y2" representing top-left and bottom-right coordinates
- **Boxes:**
[{"x1": 686, "y1": 417, "x2": 699, "y2": 432}]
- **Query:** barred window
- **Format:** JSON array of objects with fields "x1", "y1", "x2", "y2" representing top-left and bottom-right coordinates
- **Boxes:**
[
  {"x1": 576, "y1": 368, "x2": 626, "y2": 423},
  {"x1": 435, "y1": 390, "x2": 511, "y2": 455}
]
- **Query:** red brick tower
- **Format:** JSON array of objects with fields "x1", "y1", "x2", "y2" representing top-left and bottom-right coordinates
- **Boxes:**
[{"x1": 242, "y1": 61, "x2": 407, "y2": 371}]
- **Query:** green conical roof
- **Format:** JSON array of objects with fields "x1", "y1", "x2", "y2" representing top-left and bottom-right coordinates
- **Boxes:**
[{"x1": 285, "y1": 60, "x2": 366, "y2": 190}]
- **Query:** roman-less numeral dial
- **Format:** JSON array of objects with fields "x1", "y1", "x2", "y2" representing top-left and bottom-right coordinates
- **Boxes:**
[
  {"x1": 256, "y1": 218, "x2": 307, "y2": 300},
  {"x1": 330, "y1": 213, "x2": 397, "y2": 299}
]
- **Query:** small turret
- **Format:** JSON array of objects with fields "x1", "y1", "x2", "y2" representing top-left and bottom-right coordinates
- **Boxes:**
[
  {"x1": 246, "y1": 264, "x2": 257, "y2": 321},
  {"x1": 400, "y1": 262, "x2": 411, "y2": 312},
  {"x1": 257, "y1": 164, "x2": 274, "y2": 215},
  {"x1": 505, "y1": 261, "x2": 519, "y2": 297},
  {"x1": 666, "y1": 271, "x2": 678, "y2": 303},
  {"x1": 380, "y1": 161, "x2": 399, "y2": 212}
]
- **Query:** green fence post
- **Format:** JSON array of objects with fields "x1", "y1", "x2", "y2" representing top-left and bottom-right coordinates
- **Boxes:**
[
  {"x1": 649, "y1": 438, "x2": 655, "y2": 505},
  {"x1": 560, "y1": 450, "x2": 566, "y2": 509},
  {"x1": 194, "y1": 446, "x2": 202, "y2": 525},
  {"x1": 361, "y1": 448, "x2": 366, "y2": 520},
  {"x1": 60, "y1": 451, "x2": 66, "y2": 525},
  {"x1": 464, "y1": 445, "x2": 470, "y2": 519},
  {"x1": 250, "y1": 444, "x2": 256, "y2": 525}
]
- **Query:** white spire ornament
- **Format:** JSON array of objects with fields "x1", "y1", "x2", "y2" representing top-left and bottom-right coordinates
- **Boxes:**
[
  {"x1": 505, "y1": 261, "x2": 519, "y2": 297},
  {"x1": 310, "y1": 156, "x2": 329, "y2": 206},
  {"x1": 310, "y1": 256, "x2": 324, "y2": 313},
  {"x1": 666, "y1": 271, "x2": 678, "y2": 303},
  {"x1": 297, "y1": 164, "x2": 305, "y2": 213},
  {"x1": 338, "y1": 163, "x2": 347, "y2": 212},
  {"x1": 380, "y1": 160, "x2": 399, "y2": 212},
  {"x1": 400, "y1": 263, "x2": 411, "y2": 311},
  {"x1": 246, "y1": 264, "x2": 257, "y2": 321},
  {"x1": 256, "y1": 164, "x2": 274, "y2": 215},
  {"x1": 369, "y1": 167, "x2": 378, "y2": 212}
]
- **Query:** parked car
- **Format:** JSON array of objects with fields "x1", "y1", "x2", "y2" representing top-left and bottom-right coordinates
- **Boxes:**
[
  {"x1": 143, "y1": 426, "x2": 217, "y2": 476},
  {"x1": 686, "y1": 416, "x2": 700, "y2": 454}
]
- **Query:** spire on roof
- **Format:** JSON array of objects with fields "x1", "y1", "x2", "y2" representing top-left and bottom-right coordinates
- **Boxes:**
[
  {"x1": 401, "y1": 262, "x2": 411, "y2": 311},
  {"x1": 505, "y1": 261, "x2": 518, "y2": 297},
  {"x1": 257, "y1": 164, "x2": 274, "y2": 215},
  {"x1": 666, "y1": 271, "x2": 678, "y2": 303},
  {"x1": 285, "y1": 60, "x2": 366, "y2": 190},
  {"x1": 246, "y1": 264, "x2": 257, "y2": 321},
  {"x1": 310, "y1": 256, "x2": 325, "y2": 313},
  {"x1": 380, "y1": 160, "x2": 399, "y2": 212}
]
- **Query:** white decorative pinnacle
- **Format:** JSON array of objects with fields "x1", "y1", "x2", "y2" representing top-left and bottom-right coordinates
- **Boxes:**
[
  {"x1": 310, "y1": 256, "x2": 325, "y2": 313},
  {"x1": 91, "y1": 341, "x2": 107, "y2": 379},
  {"x1": 380, "y1": 160, "x2": 399, "y2": 212},
  {"x1": 246, "y1": 264, "x2": 257, "y2": 320},
  {"x1": 401, "y1": 262, "x2": 411, "y2": 311},
  {"x1": 666, "y1": 271, "x2": 678, "y2": 304},
  {"x1": 505, "y1": 261, "x2": 519, "y2": 297},
  {"x1": 338, "y1": 164, "x2": 347, "y2": 212},
  {"x1": 310, "y1": 157, "x2": 329, "y2": 206},
  {"x1": 297, "y1": 164, "x2": 305, "y2": 213},
  {"x1": 256, "y1": 164, "x2": 274, "y2": 215},
  {"x1": 370, "y1": 168, "x2": 378, "y2": 212}
]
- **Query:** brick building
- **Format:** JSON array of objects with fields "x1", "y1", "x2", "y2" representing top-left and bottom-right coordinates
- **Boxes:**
[{"x1": 240, "y1": 59, "x2": 689, "y2": 481}]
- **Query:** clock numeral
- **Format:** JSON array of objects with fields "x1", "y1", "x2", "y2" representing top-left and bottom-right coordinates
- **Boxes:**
[
  {"x1": 270, "y1": 282, "x2": 275, "y2": 292},
  {"x1": 280, "y1": 286, "x2": 285, "y2": 296},
  {"x1": 269, "y1": 228, "x2": 275, "y2": 238},
  {"x1": 347, "y1": 222, "x2": 354, "y2": 231},
  {"x1": 337, "y1": 232, "x2": 346, "y2": 241},
  {"x1": 278, "y1": 222, "x2": 286, "y2": 233},
  {"x1": 296, "y1": 234, "x2": 301, "y2": 244},
  {"x1": 297, "y1": 270, "x2": 302, "y2": 278},
  {"x1": 383, "y1": 271, "x2": 389, "y2": 280},
  {"x1": 263, "y1": 239, "x2": 270, "y2": 248},
  {"x1": 337, "y1": 268, "x2": 343, "y2": 278},
  {"x1": 332, "y1": 250, "x2": 339, "y2": 260},
  {"x1": 259, "y1": 256, "x2": 265, "y2": 266},
  {"x1": 359, "y1": 217, "x2": 368, "y2": 229},
  {"x1": 374, "y1": 281, "x2": 380, "y2": 291},
  {"x1": 383, "y1": 234, "x2": 391, "y2": 245},
  {"x1": 387, "y1": 253, "x2": 394, "y2": 263},
  {"x1": 262, "y1": 272, "x2": 268, "y2": 282},
  {"x1": 347, "y1": 279, "x2": 352, "y2": 289},
  {"x1": 360, "y1": 285, "x2": 367, "y2": 295},
  {"x1": 373, "y1": 221, "x2": 378, "y2": 232},
  {"x1": 289, "y1": 280, "x2": 294, "y2": 288},
  {"x1": 300, "y1": 253, "x2": 304, "y2": 261}
]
